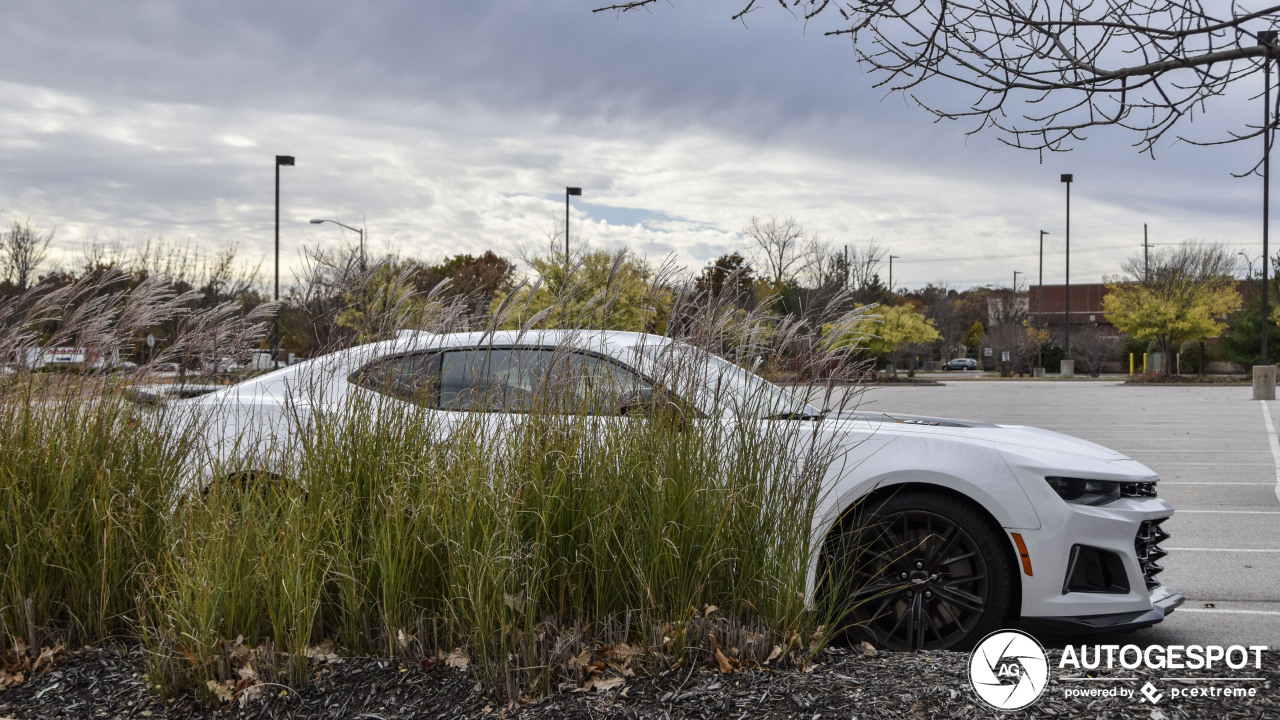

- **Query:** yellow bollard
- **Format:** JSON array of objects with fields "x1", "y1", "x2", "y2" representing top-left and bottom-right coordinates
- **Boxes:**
[
  {"x1": 1143, "y1": 353, "x2": 1148, "y2": 373},
  {"x1": 1129, "y1": 353, "x2": 1134, "y2": 375}
]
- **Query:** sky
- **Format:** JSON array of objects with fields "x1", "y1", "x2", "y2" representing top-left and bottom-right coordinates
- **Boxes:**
[{"x1": 0, "y1": 1, "x2": 1271, "y2": 291}]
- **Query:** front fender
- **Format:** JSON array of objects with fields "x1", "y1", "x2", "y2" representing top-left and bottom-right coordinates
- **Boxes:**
[{"x1": 805, "y1": 432, "x2": 1041, "y2": 602}]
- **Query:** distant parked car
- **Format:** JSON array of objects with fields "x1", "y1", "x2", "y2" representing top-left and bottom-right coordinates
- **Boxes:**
[{"x1": 944, "y1": 358, "x2": 979, "y2": 371}]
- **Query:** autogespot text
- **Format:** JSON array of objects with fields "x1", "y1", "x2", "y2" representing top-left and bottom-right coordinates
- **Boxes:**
[{"x1": 1059, "y1": 644, "x2": 1268, "y2": 671}]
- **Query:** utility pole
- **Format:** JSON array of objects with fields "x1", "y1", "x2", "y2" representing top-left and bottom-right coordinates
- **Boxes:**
[
  {"x1": 273, "y1": 154, "x2": 294, "y2": 362},
  {"x1": 1264, "y1": 31, "x2": 1276, "y2": 367},
  {"x1": 1142, "y1": 224, "x2": 1154, "y2": 281},
  {"x1": 1061, "y1": 174, "x2": 1073, "y2": 356},
  {"x1": 1038, "y1": 230, "x2": 1048, "y2": 323},
  {"x1": 889, "y1": 254, "x2": 899, "y2": 298},
  {"x1": 565, "y1": 187, "x2": 582, "y2": 279}
]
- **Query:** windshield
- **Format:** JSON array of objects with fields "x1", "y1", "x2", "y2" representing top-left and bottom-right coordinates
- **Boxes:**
[{"x1": 638, "y1": 343, "x2": 820, "y2": 418}]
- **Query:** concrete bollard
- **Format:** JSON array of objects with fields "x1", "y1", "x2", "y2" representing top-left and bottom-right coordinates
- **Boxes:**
[
  {"x1": 1060, "y1": 359, "x2": 1075, "y2": 378},
  {"x1": 1253, "y1": 365, "x2": 1276, "y2": 400}
]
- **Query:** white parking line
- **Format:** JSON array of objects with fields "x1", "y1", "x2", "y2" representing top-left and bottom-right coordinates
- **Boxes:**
[
  {"x1": 1174, "y1": 510, "x2": 1280, "y2": 514},
  {"x1": 1261, "y1": 400, "x2": 1280, "y2": 505},
  {"x1": 1161, "y1": 482, "x2": 1273, "y2": 486},
  {"x1": 1164, "y1": 547, "x2": 1280, "y2": 553},
  {"x1": 1179, "y1": 609, "x2": 1280, "y2": 616}
]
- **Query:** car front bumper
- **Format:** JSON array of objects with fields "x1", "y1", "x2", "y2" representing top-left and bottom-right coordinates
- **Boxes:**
[{"x1": 1020, "y1": 583, "x2": 1185, "y2": 634}]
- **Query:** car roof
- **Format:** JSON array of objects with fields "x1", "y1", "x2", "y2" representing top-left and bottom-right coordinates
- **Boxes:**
[{"x1": 386, "y1": 329, "x2": 672, "y2": 356}]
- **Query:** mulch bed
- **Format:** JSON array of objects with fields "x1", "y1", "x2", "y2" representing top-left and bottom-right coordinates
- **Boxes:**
[
  {"x1": 2, "y1": 645, "x2": 1276, "y2": 719},
  {"x1": 1124, "y1": 374, "x2": 1250, "y2": 385}
]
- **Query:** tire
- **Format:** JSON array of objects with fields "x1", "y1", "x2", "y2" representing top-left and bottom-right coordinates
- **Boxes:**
[{"x1": 825, "y1": 489, "x2": 1014, "y2": 651}]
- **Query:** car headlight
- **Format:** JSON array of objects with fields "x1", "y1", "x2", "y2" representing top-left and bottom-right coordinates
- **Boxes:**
[{"x1": 1045, "y1": 476, "x2": 1122, "y2": 506}]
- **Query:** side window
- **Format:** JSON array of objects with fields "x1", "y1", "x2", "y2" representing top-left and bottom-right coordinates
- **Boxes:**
[
  {"x1": 435, "y1": 347, "x2": 656, "y2": 415},
  {"x1": 350, "y1": 353, "x2": 440, "y2": 406},
  {"x1": 440, "y1": 348, "x2": 543, "y2": 412}
]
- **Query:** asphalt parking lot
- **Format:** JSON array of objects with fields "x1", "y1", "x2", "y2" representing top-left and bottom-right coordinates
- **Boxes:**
[{"x1": 856, "y1": 378, "x2": 1280, "y2": 648}]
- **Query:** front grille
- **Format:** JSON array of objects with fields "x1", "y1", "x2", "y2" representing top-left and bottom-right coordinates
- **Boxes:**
[
  {"x1": 1134, "y1": 517, "x2": 1171, "y2": 589},
  {"x1": 1121, "y1": 481, "x2": 1158, "y2": 498}
]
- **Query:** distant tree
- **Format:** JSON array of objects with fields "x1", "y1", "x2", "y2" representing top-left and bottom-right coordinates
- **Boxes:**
[
  {"x1": 492, "y1": 249, "x2": 671, "y2": 332},
  {"x1": 829, "y1": 302, "x2": 941, "y2": 374},
  {"x1": 2, "y1": 217, "x2": 53, "y2": 291},
  {"x1": 914, "y1": 284, "x2": 961, "y2": 358},
  {"x1": 695, "y1": 251, "x2": 757, "y2": 309},
  {"x1": 1223, "y1": 303, "x2": 1280, "y2": 368},
  {"x1": 744, "y1": 216, "x2": 812, "y2": 291},
  {"x1": 961, "y1": 320, "x2": 986, "y2": 353},
  {"x1": 985, "y1": 322, "x2": 1033, "y2": 376},
  {"x1": 1071, "y1": 325, "x2": 1119, "y2": 378},
  {"x1": 1103, "y1": 243, "x2": 1241, "y2": 375}
]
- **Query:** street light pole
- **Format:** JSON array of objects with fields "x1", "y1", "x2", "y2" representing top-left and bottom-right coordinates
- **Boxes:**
[
  {"x1": 888, "y1": 255, "x2": 900, "y2": 298},
  {"x1": 1262, "y1": 31, "x2": 1277, "y2": 367},
  {"x1": 565, "y1": 187, "x2": 582, "y2": 278},
  {"x1": 1061, "y1": 174, "x2": 1073, "y2": 356},
  {"x1": 310, "y1": 218, "x2": 366, "y2": 271},
  {"x1": 274, "y1": 155, "x2": 294, "y2": 362},
  {"x1": 1038, "y1": 230, "x2": 1048, "y2": 321}
]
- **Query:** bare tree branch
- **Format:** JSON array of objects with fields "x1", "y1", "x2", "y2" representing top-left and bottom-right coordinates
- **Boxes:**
[{"x1": 597, "y1": 1, "x2": 1280, "y2": 160}]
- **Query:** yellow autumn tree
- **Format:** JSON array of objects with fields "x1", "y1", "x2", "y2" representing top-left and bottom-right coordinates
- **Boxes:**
[
  {"x1": 1102, "y1": 243, "x2": 1241, "y2": 375},
  {"x1": 827, "y1": 302, "x2": 941, "y2": 372},
  {"x1": 490, "y1": 249, "x2": 672, "y2": 332}
]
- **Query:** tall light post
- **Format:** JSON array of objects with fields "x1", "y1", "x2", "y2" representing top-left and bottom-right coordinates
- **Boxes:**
[
  {"x1": 888, "y1": 254, "x2": 900, "y2": 297},
  {"x1": 1060, "y1": 174, "x2": 1073, "y2": 356},
  {"x1": 1261, "y1": 31, "x2": 1277, "y2": 368},
  {"x1": 565, "y1": 187, "x2": 582, "y2": 277},
  {"x1": 1038, "y1": 230, "x2": 1048, "y2": 321},
  {"x1": 1013, "y1": 270, "x2": 1022, "y2": 293},
  {"x1": 1240, "y1": 251, "x2": 1260, "y2": 280},
  {"x1": 274, "y1": 155, "x2": 294, "y2": 360},
  {"x1": 310, "y1": 218, "x2": 365, "y2": 271}
]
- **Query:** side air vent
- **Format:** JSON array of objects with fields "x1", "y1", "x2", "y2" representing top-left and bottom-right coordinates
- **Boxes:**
[{"x1": 1134, "y1": 518, "x2": 1171, "y2": 590}]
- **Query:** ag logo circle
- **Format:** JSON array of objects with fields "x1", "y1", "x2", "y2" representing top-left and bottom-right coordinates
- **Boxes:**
[{"x1": 968, "y1": 629, "x2": 1049, "y2": 711}]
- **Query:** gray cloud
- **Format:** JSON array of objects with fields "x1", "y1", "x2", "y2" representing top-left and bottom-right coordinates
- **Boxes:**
[{"x1": 0, "y1": 2, "x2": 1267, "y2": 290}]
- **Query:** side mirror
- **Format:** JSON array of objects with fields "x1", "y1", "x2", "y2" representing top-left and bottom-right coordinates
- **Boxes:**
[{"x1": 618, "y1": 387, "x2": 658, "y2": 416}]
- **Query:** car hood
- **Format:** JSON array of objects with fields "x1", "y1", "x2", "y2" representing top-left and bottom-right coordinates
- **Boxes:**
[{"x1": 830, "y1": 411, "x2": 1132, "y2": 463}]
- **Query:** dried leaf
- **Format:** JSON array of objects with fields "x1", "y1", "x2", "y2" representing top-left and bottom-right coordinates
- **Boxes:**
[
  {"x1": 703, "y1": 604, "x2": 719, "y2": 618},
  {"x1": 445, "y1": 648, "x2": 470, "y2": 670},
  {"x1": 305, "y1": 638, "x2": 340, "y2": 664},
  {"x1": 0, "y1": 669, "x2": 24, "y2": 690},
  {"x1": 611, "y1": 643, "x2": 643, "y2": 661},
  {"x1": 568, "y1": 650, "x2": 592, "y2": 672},
  {"x1": 765, "y1": 645, "x2": 784, "y2": 664},
  {"x1": 503, "y1": 591, "x2": 526, "y2": 611},
  {"x1": 709, "y1": 635, "x2": 734, "y2": 675},
  {"x1": 591, "y1": 676, "x2": 626, "y2": 692},
  {"x1": 237, "y1": 683, "x2": 266, "y2": 708},
  {"x1": 861, "y1": 641, "x2": 878, "y2": 657},
  {"x1": 206, "y1": 679, "x2": 235, "y2": 704},
  {"x1": 396, "y1": 628, "x2": 415, "y2": 650},
  {"x1": 31, "y1": 644, "x2": 63, "y2": 673}
]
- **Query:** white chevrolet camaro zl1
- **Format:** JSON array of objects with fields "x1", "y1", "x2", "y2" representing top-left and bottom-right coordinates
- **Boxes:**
[{"x1": 178, "y1": 329, "x2": 1182, "y2": 651}]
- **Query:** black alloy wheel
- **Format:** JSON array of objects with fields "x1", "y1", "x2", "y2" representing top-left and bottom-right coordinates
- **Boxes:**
[{"x1": 830, "y1": 490, "x2": 1013, "y2": 651}]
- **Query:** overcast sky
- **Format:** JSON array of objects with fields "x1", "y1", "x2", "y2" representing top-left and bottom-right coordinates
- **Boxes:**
[{"x1": 0, "y1": 2, "x2": 1270, "y2": 291}]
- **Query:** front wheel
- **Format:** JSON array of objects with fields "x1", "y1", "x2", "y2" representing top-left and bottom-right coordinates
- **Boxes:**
[{"x1": 826, "y1": 490, "x2": 1015, "y2": 651}]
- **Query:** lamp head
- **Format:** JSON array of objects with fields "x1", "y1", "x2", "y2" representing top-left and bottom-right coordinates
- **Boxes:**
[
  {"x1": 276, "y1": 155, "x2": 295, "y2": 167},
  {"x1": 566, "y1": 187, "x2": 582, "y2": 196},
  {"x1": 1060, "y1": 173, "x2": 1073, "y2": 183},
  {"x1": 310, "y1": 219, "x2": 324, "y2": 224}
]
